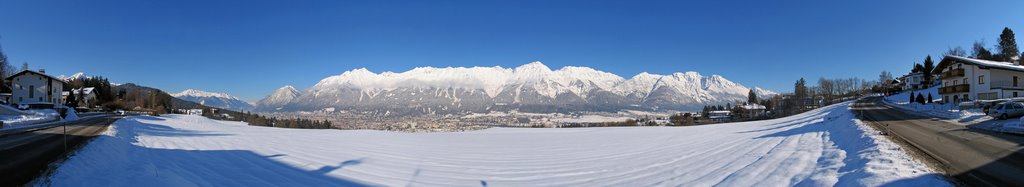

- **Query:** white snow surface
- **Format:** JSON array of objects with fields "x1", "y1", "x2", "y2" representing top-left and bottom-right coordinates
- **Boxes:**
[
  {"x1": 549, "y1": 115, "x2": 634, "y2": 123},
  {"x1": 41, "y1": 102, "x2": 948, "y2": 187},
  {"x1": 0, "y1": 109, "x2": 61, "y2": 128}
]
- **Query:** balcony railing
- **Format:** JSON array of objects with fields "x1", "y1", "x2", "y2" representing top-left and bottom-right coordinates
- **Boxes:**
[
  {"x1": 990, "y1": 80, "x2": 1022, "y2": 89},
  {"x1": 940, "y1": 68, "x2": 965, "y2": 79},
  {"x1": 938, "y1": 84, "x2": 969, "y2": 94}
]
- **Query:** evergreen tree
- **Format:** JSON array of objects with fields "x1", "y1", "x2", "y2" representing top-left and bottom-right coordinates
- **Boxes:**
[
  {"x1": 916, "y1": 93, "x2": 925, "y2": 104},
  {"x1": 66, "y1": 90, "x2": 79, "y2": 107},
  {"x1": 747, "y1": 89, "x2": 758, "y2": 104},
  {"x1": 923, "y1": 56, "x2": 934, "y2": 85},
  {"x1": 912, "y1": 63, "x2": 923, "y2": 73},
  {"x1": 927, "y1": 93, "x2": 933, "y2": 104},
  {"x1": 998, "y1": 27, "x2": 1019, "y2": 62},
  {"x1": 973, "y1": 41, "x2": 995, "y2": 60},
  {"x1": 794, "y1": 78, "x2": 808, "y2": 99},
  {"x1": 0, "y1": 41, "x2": 9, "y2": 93},
  {"x1": 909, "y1": 91, "x2": 915, "y2": 103}
]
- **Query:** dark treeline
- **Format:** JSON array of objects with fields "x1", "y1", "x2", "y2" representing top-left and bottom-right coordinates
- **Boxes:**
[{"x1": 202, "y1": 110, "x2": 333, "y2": 129}]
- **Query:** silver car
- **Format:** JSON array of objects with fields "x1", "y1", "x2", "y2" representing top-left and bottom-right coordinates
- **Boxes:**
[{"x1": 990, "y1": 102, "x2": 1024, "y2": 120}]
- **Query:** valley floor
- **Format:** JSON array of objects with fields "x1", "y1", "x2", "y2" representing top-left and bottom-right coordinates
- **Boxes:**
[{"x1": 37, "y1": 102, "x2": 949, "y2": 186}]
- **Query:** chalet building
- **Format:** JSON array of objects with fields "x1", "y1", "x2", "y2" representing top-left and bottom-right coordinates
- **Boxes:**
[
  {"x1": 707, "y1": 110, "x2": 732, "y2": 122},
  {"x1": 934, "y1": 55, "x2": 1024, "y2": 103},
  {"x1": 6, "y1": 69, "x2": 66, "y2": 106},
  {"x1": 737, "y1": 104, "x2": 767, "y2": 119},
  {"x1": 901, "y1": 72, "x2": 924, "y2": 90}
]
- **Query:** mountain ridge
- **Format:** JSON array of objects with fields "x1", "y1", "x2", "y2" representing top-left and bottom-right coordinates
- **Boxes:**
[
  {"x1": 258, "y1": 62, "x2": 777, "y2": 115},
  {"x1": 173, "y1": 89, "x2": 255, "y2": 111}
]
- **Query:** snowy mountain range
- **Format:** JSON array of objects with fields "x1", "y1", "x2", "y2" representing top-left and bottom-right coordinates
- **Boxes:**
[
  {"x1": 58, "y1": 72, "x2": 90, "y2": 81},
  {"x1": 258, "y1": 61, "x2": 777, "y2": 115},
  {"x1": 172, "y1": 89, "x2": 255, "y2": 111}
]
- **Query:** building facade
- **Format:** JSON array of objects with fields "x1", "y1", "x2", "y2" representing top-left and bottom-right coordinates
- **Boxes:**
[
  {"x1": 935, "y1": 55, "x2": 1024, "y2": 104},
  {"x1": 6, "y1": 69, "x2": 66, "y2": 106}
]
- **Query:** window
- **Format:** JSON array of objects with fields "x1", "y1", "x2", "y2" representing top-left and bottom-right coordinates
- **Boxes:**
[
  {"x1": 1015, "y1": 92, "x2": 1019, "y2": 97},
  {"x1": 979, "y1": 75, "x2": 985, "y2": 84},
  {"x1": 18, "y1": 97, "x2": 22, "y2": 102},
  {"x1": 1016, "y1": 76, "x2": 1019, "y2": 87},
  {"x1": 963, "y1": 78, "x2": 968, "y2": 85},
  {"x1": 28, "y1": 85, "x2": 34, "y2": 98}
]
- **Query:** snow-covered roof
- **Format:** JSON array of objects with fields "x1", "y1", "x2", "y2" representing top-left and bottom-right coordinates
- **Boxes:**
[
  {"x1": 709, "y1": 110, "x2": 732, "y2": 114},
  {"x1": 6, "y1": 69, "x2": 68, "y2": 84},
  {"x1": 71, "y1": 87, "x2": 96, "y2": 95},
  {"x1": 740, "y1": 104, "x2": 766, "y2": 110},
  {"x1": 937, "y1": 55, "x2": 1024, "y2": 73}
]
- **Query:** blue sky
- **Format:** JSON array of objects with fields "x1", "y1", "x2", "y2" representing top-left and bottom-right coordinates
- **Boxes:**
[{"x1": 0, "y1": 0, "x2": 1021, "y2": 101}]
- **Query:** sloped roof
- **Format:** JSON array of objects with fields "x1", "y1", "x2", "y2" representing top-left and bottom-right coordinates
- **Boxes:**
[
  {"x1": 935, "y1": 55, "x2": 1024, "y2": 74},
  {"x1": 71, "y1": 87, "x2": 96, "y2": 95},
  {"x1": 6, "y1": 69, "x2": 69, "y2": 84},
  {"x1": 740, "y1": 104, "x2": 766, "y2": 110}
]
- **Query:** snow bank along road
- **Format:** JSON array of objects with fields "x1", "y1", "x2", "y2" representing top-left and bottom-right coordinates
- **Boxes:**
[
  {"x1": 40, "y1": 102, "x2": 949, "y2": 187},
  {"x1": 856, "y1": 96, "x2": 1024, "y2": 186},
  {"x1": 0, "y1": 115, "x2": 121, "y2": 185}
]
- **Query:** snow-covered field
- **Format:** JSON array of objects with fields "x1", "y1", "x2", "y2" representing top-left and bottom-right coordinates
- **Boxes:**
[{"x1": 39, "y1": 102, "x2": 949, "y2": 187}]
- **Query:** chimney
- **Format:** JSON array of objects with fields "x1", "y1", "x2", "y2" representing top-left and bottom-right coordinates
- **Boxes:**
[{"x1": 38, "y1": 69, "x2": 45, "y2": 74}]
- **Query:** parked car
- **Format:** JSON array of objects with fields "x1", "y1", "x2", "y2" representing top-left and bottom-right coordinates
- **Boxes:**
[{"x1": 989, "y1": 102, "x2": 1024, "y2": 120}]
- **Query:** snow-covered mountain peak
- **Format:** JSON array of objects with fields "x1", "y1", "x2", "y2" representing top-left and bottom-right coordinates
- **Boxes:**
[
  {"x1": 515, "y1": 61, "x2": 553, "y2": 73},
  {"x1": 752, "y1": 87, "x2": 780, "y2": 97},
  {"x1": 277, "y1": 85, "x2": 299, "y2": 93},
  {"x1": 59, "y1": 72, "x2": 90, "y2": 81}
]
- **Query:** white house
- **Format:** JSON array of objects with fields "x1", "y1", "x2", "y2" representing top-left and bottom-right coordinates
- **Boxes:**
[
  {"x1": 707, "y1": 110, "x2": 732, "y2": 122},
  {"x1": 6, "y1": 69, "x2": 66, "y2": 106},
  {"x1": 934, "y1": 55, "x2": 1024, "y2": 103},
  {"x1": 738, "y1": 103, "x2": 767, "y2": 119},
  {"x1": 186, "y1": 109, "x2": 203, "y2": 115}
]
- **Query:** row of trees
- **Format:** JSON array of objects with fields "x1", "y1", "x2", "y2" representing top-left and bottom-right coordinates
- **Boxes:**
[
  {"x1": 958, "y1": 27, "x2": 1021, "y2": 63},
  {"x1": 216, "y1": 111, "x2": 334, "y2": 129}
]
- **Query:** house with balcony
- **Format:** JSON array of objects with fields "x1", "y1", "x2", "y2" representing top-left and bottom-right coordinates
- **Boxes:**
[
  {"x1": 5, "y1": 69, "x2": 66, "y2": 106},
  {"x1": 933, "y1": 55, "x2": 1024, "y2": 104}
]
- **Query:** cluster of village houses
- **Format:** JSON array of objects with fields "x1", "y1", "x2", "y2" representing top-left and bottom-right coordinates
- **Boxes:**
[
  {"x1": 0, "y1": 67, "x2": 101, "y2": 114},
  {"x1": 888, "y1": 55, "x2": 1024, "y2": 105}
]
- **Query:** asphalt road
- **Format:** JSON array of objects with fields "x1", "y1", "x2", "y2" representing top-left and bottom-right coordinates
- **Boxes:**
[
  {"x1": 0, "y1": 115, "x2": 121, "y2": 186},
  {"x1": 853, "y1": 97, "x2": 1024, "y2": 186}
]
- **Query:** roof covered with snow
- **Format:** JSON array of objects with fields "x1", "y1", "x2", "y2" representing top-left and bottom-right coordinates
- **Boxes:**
[
  {"x1": 936, "y1": 55, "x2": 1024, "y2": 73},
  {"x1": 6, "y1": 69, "x2": 68, "y2": 84},
  {"x1": 71, "y1": 87, "x2": 95, "y2": 95},
  {"x1": 740, "y1": 104, "x2": 766, "y2": 110}
]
